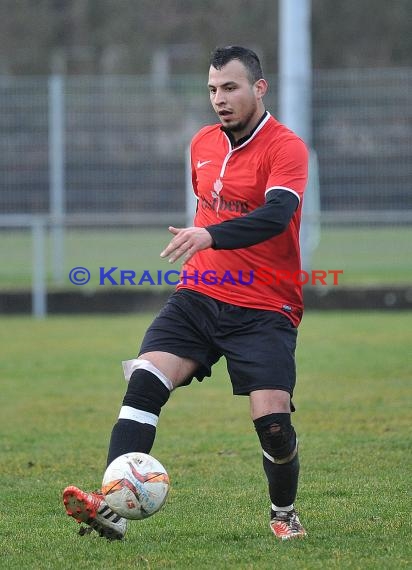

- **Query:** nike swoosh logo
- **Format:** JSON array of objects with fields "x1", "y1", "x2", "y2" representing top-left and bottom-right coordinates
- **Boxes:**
[{"x1": 197, "y1": 160, "x2": 212, "y2": 168}]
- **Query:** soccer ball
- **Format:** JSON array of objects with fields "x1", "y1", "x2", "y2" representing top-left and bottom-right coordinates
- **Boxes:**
[{"x1": 101, "y1": 452, "x2": 170, "y2": 520}]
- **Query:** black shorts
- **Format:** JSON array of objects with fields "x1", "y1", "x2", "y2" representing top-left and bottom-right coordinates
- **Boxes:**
[{"x1": 139, "y1": 289, "x2": 298, "y2": 397}]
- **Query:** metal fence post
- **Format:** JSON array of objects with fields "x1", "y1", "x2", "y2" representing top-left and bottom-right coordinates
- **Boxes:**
[
  {"x1": 49, "y1": 74, "x2": 65, "y2": 285},
  {"x1": 185, "y1": 146, "x2": 197, "y2": 227},
  {"x1": 300, "y1": 149, "x2": 321, "y2": 271},
  {"x1": 32, "y1": 217, "x2": 47, "y2": 318},
  {"x1": 279, "y1": 0, "x2": 312, "y2": 146}
]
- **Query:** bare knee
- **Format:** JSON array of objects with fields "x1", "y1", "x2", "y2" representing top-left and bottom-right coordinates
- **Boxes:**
[
  {"x1": 249, "y1": 389, "x2": 291, "y2": 420},
  {"x1": 139, "y1": 351, "x2": 198, "y2": 389}
]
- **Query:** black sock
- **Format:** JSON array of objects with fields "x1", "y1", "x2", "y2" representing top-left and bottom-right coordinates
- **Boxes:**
[
  {"x1": 263, "y1": 452, "x2": 300, "y2": 511},
  {"x1": 106, "y1": 419, "x2": 156, "y2": 467}
]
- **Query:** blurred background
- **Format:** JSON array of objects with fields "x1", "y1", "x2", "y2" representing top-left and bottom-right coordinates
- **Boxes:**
[{"x1": 0, "y1": 0, "x2": 411, "y2": 315}]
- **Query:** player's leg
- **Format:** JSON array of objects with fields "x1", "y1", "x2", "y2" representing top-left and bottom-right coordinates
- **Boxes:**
[
  {"x1": 63, "y1": 352, "x2": 197, "y2": 540},
  {"x1": 251, "y1": 389, "x2": 300, "y2": 515},
  {"x1": 106, "y1": 352, "x2": 198, "y2": 465},
  {"x1": 220, "y1": 306, "x2": 305, "y2": 539},
  {"x1": 250, "y1": 389, "x2": 305, "y2": 540},
  {"x1": 63, "y1": 290, "x2": 220, "y2": 539}
]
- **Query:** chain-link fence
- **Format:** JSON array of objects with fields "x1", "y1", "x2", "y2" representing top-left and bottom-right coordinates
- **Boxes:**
[
  {"x1": 1, "y1": 68, "x2": 411, "y2": 222},
  {"x1": 313, "y1": 68, "x2": 412, "y2": 223}
]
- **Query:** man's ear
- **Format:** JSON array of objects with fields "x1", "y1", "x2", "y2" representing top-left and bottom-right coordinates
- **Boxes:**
[{"x1": 254, "y1": 78, "x2": 268, "y2": 99}]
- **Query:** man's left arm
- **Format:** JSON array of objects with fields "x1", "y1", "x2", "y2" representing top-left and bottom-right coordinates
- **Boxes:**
[
  {"x1": 206, "y1": 188, "x2": 299, "y2": 250},
  {"x1": 160, "y1": 189, "x2": 298, "y2": 263}
]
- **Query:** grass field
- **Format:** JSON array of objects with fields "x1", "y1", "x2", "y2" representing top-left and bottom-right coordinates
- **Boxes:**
[
  {"x1": 0, "y1": 226, "x2": 411, "y2": 290},
  {"x1": 0, "y1": 312, "x2": 411, "y2": 569}
]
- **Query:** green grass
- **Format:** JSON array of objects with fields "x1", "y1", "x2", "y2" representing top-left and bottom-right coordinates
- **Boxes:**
[
  {"x1": 0, "y1": 226, "x2": 411, "y2": 290},
  {"x1": 0, "y1": 312, "x2": 411, "y2": 569},
  {"x1": 0, "y1": 228, "x2": 172, "y2": 291},
  {"x1": 310, "y1": 227, "x2": 412, "y2": 285}
]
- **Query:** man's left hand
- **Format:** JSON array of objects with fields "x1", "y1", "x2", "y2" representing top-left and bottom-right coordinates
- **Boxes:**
[{"x1": 160, "y1": 226, "x2": 213, "y2": 263}]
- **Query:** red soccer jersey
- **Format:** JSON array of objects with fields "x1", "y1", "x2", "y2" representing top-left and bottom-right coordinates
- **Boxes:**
[{"x1": 176, "y1": 112, "x2": 309, "y2": 326}]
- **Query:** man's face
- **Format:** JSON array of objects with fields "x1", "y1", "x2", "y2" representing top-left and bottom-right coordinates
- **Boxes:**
[{"x1": 208, "y1": 59, "x2": 267, "y2": 140}]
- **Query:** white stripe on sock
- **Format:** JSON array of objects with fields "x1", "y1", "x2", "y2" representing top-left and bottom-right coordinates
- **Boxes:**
[
  {"x1": 122, "y1": 358, "x2": 173, "y2": 391},
  {"x1": 118, "y1": 406, "x2": 158, "y2": 426},
  {"x1": 263, "y1": 449, "x2": 275, "y2": 463},
  {"x1": 262, "y1": 438, "x2": 298, "y2": 464},
  {"x1": 272, "y1": 503, "x2": 294, "y2": 513}
]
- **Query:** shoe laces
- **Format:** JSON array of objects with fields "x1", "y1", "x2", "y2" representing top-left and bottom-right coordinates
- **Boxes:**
[
  {"x1": 273, "y1": 510, "x2": 301, "y2": 526},
  {"x1": 277, "y1": 511, "x2": 304, "y2": 532},
  {"x1": 87, "y1": 490, "x2": 106, "y2": 511}
]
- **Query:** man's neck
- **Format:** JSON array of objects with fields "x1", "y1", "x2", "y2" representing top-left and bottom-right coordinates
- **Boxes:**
[{"x1": 221, "y1": 110, "x2": 268, "y2": 147}]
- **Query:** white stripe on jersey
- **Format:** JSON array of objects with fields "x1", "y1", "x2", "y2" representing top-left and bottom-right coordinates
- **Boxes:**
[{"x1": 265, "y1": 186, "x2": 301, "y2": 203}]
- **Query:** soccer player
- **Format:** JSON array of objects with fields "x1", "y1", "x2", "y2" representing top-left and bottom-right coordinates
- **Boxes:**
[{"x1": 63, "y1": 45, "x2": 308, "y2": 541}]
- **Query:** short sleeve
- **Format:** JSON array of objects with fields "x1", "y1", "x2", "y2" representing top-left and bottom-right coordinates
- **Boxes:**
[{"x1": 265, "y1": 137, "x2": 309, "y2": 203}]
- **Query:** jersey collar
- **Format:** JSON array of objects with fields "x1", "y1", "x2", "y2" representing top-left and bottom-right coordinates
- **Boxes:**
[{"x1": 220, "y1": 111, "x2": 269, "y2": 148}]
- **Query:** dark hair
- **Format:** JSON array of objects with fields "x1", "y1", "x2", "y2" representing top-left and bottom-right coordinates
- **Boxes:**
[{"x1": 209, "y1": 46, "x2": 264, "y2": 83}]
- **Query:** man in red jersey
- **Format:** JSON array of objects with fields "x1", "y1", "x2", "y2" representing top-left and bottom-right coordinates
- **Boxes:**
[{"x1": 63, "y1": 46, "x2": 308, "y2": 541}]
